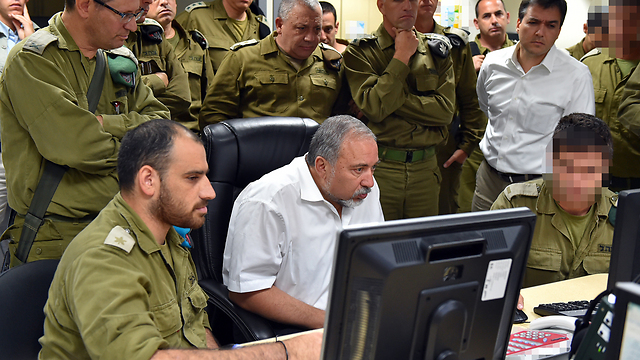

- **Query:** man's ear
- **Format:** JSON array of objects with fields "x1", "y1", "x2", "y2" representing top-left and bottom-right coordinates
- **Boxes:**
[
  {"x1": 506, "y1": 11, "x2": 510, "y2": 24},
  {"x1": 275, "y1": 17, "x2": 284, "y2": 35},
  {"x1": 314, "y1": 156, "x2": 330, "y2": 179},
  {"x1": 137, "y1": 165, "x2": 160, "y2": 197},
  {"x1": 75, "y1": 0, "x2": 92, "y2": 19},
  {"x1": 473, "y1": 18, "x2": 479, "y2": 30}
]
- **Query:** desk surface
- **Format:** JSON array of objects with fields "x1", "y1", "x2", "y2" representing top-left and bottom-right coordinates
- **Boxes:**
[{"x1": 520, "y1": 273, "x2": 608, "y2": 323}]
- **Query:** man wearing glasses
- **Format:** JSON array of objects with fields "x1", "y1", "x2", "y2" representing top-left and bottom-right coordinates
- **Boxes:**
[{"x1": 0, "y1": 0, "x2": 170, "y2": 267}]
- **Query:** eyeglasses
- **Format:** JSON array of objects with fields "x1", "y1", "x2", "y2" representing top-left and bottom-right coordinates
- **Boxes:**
[{"x1": 93, "y1": 0, "x2": 145, "y2": 24}]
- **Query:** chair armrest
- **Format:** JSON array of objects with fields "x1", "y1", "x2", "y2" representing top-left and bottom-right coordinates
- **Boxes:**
[{"x1": 199, "y1": 279, "x2": 276, "y2": 342}]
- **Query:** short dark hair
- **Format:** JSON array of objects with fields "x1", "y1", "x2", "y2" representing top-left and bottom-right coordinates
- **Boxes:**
[
  {"x1": 65, "y1": 0, "x2": 114, "y2": 10},
  {"x1": 587, "y1": 6, "x2": 608, "y2": 30},
  {"x1": 518, "y1": 0, "x2": 567, "y2": 27},
  {"x1": 118, "y1": 119, "x2": 201, "y2": 193},
  {"x1": 306, "y1": 115, "x2": 376, "y2": 167},
  {"x1": 320, "y1": 1, "x2": 337, "y2": 23},
  {"x1": 475, "y1": 0, "x2": 507, "y2": 18},
  {"x1": 609, "y1": 0, "x2": 638, "y2": 5},
  {"x1": 552, "y1": 113, "x2": 613, "y2": 159}
]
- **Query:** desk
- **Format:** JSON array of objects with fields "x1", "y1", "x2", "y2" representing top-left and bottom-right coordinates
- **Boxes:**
[{"x1": 520, "y1": 273, "x2": 608, "y2": 324}]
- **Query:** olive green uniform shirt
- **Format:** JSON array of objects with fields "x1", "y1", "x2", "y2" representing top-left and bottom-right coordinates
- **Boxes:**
[
  {"x1": 0, "y1": 13, "x2": 169, "y2": 220},
  {"x1": 582, "y1": 49, "x2": 640, "y2": 178},
  {"x1": 169, "y1": 20, "x2": 214, "y2": 131},
  {"x1": 491, "y1": 178, "x2": 616, "y2": 288},
  {"x1": 473, "y1": 34, "x2": 515, "y2": 56},
  {"x1": 176, "y1": 0, "x2": 268, "y2": 73},
  {"x1": 126, "y1": 19, "x2": 191, "y2": 121},
  {"x1": 433, "y1": 23, "x2": 486, "y2": 155},
  {"x1": 566, "y1": 37, "x2": 587, "y2": 61},
  {"x1": 199, "y1": 32, "x2": 342, "y2": 127},
  {"x1": 617, "y1": 64, "x2": 640, "y2": 177},
  {"x1": 39, "y1": 193, "x2": 210, "y2": 359},
  {"x1": 344, "y1": 23, "x2": 456, "y2": 149}
]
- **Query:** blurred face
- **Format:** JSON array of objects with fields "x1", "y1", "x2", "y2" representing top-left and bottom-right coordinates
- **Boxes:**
[
  {"x1": 609, "y1": 5, "x2": 640, "y2": 59},
  {"x1": 552, "y1": 150, "x2": 608, "y2": 208},
  {"x1": 90, "y1": 0, "x2": 142, "y2": 49},
  {"x1": 147, "y1": 0, "x2": 176, "y2": 27},
  {"x1": 137, "y1": 0, "x2": 153, "y2": 23},
  {"x1": 516, "y1": 4, "x2": 562, "y2": 59},
  {"x1": 378, "y1": 0, "x2": 418, "y2": 31},
  {"x1": 322, "y1": 137, "x2": 379, "y2": 209},
  {"x1": 222, "y1": 0, "x2": 253, "y2": 14},
  {"x1": 417, "y1": 0, "x2": 437, "y2": 22},
  {"x1": 275, "y1": 3, "x2": 322, "y2": 60},
  {"x1": 474, "y1": 0, "x2": 509, "y2": 40},
  {"x1": 320, "y1": 12, "x2": 338, "y2": 47},
  {"x1": 153, "y1": 136, "x2": 216, "y2": 229}
]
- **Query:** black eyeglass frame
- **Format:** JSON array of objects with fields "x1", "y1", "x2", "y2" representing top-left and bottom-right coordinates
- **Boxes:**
[{"x1": 93, "y1": 0, "x2": 145, "y2": 24}]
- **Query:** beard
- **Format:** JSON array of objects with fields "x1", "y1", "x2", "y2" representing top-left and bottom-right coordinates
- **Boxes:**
[
  {"x1": 152, "y1": 181, "x2": 208, "y2": 229},
  {"x1": 324, "y1": 171, "x2": 372, "y2": 209}
]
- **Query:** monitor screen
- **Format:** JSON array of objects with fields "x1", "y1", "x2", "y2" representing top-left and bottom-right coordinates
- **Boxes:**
[
  {"x1": 607, "y1": 282, "x2": 640, "y2": 360},
  {"x1": 607, "y1": 189, "x2": 640, "y2": 291},
  {"x1": 321, "y1": 208, "x2": 536, "y2": 360}
]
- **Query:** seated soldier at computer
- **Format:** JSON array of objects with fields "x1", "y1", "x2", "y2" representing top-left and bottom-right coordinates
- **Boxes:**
[{"x1": 492, "y1": 113, "x2": 616, "y2": 288}]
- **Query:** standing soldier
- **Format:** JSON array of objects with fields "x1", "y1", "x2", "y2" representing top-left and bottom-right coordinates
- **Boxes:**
[
  {"x1": 344, "y1": 0, "x2": 456, "y2": 220},
  {"x1": 0, "y1": 0, "x2": 169, "y2": 267},
  {"x1": 126, "y1": 4, "x2": 191, "y2": 122},
  {"x1": 581, "y1": 0, "x2": 640, "y2": 192},
  {"x1": 458, "y1": 0, "x2": 515, "y2": 213},
  {"x1": 176, "y1": 0, "x2": 270, "y2": 73},
  {"x1": 147, "y1": 0, "x2": 214, "y2": 131},
  {"x1": 415, "y1": 0, "x2": 487, "y2": 215}
]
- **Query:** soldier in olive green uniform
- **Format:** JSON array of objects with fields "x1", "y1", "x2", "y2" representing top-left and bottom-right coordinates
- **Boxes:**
[
  {"x1": 566, "y1": 37, "x2": 588, "y2": 61},
  {"x1": 457, "y1": 35, "x2": 515, "y2": 213},
  {"x1": 126, "y1": 18, "x2": 191, "y2": 121},
  {"x1": 200, "y1": 33, "x2": 342, "y2": 126},
  {"x1": 0, "y1": 10, "x2": 169, "y2": 267},
  {"x1": 491, "y1": 114, "x2": 615, "y2": 288},
  {"x1": 416, "y1": 3, "x2": 487, "y2": 215},
  {"x1": 176, "y1": 0, "x2": 270, "y2": 73},
  {"x1": 582, "y1": 50, "x2": 640, "y2": 191},
  {"x1": 344, "y1": 3, "x2": 456, "y2": 220}
]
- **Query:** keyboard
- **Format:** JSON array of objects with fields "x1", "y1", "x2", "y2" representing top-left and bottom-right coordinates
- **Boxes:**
[{"x1": 533, "y1": 300, "x2": 591, "y2": 317}]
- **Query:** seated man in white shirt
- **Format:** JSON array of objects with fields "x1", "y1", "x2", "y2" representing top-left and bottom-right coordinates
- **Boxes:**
[
  {"x1": 472, "y1": 0, "x2": 595, "y2": 211},
  {"x1": 222, "y1": 115, "x2": 385, "y2": 330}
]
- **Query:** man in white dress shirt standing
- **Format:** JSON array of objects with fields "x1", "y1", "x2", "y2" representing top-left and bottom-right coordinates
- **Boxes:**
[{"x1": 472, "y1": 0, "x2": 595, "y2": 211}]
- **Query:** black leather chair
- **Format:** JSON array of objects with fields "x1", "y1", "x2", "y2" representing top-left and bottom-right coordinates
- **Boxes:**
[
  {"x1": 192, "y1": 117, "x2": 319, "y2": 345},
  {"x1": 0, "y1": 259, "x2": 59, "y2": 358}
]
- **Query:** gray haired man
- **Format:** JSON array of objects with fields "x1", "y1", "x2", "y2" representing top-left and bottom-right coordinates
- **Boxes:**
[{"x1": 223, "y1": 115, "x2": 385, "y2": 329}]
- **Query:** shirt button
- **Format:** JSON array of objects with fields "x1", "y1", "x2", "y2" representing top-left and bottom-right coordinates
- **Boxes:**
[
  {"x1": 270, "y1": 75, "x2": 275, "y2": 82},
  {"x1": 35, "y1": 248, "x2": 42, "y2": 255},
  {"x1": 299, "y1": 96, "x2": 304, "y2": 101},
  {"x1": 324, "y1": 79, "x2": 328, "y2": 86}
]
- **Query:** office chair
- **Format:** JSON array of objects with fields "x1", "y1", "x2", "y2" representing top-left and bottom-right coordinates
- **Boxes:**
[
  {"x1": 193, "y1": 117, "x2": 319, "y2": 345},
  {"x1": 0, "y1": 259, "x2": 59, "y2": 358}
]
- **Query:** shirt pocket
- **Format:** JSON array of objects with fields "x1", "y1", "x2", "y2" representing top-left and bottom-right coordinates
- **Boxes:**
[
  {"x1": 150, "y1": 297, "x2": 182, "y2": 337},
  {"x1": 527, "y1": 247, "x2": 562, "y2": 272},
  {"x1": 594, "y1": 88, "x2": 607, "y2": 119},
  {"x1": 250, "y1": 71, "x2": 291, "y2": 113},
  {"x1": 182, "y1": 60, "x2": 204, "y2": 78},
  {"x1": 310, "y1": 74, "x2": 338, "y2": 115},
  {"x1": 415, "y1": 74, "x2": 439, "y2": 94},
  {"x1": 181, "y1": 285, "x2": 208, "y2": 348},
  {"x1": 582, "y1": 253, "x2": 610, "y2": 275}
]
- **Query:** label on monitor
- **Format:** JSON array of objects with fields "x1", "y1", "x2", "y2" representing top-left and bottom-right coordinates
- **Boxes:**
[{"x1": 482, "y1": 258, "x2": 512, "y2": 301}]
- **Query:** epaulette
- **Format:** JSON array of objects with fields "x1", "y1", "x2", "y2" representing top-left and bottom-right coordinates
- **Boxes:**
[
  {"x1": 189, "y1": 29, "x2": 209, "y2": 50},
  {"x1": 608, "y1": 193, "x2": 618, "y2": 226},
  {"x1": 185, "y1": 1, "x2": 207, "y2": 12},
  {"x1": 503, "y1": 182, "x2": 540, "y2": 201},
  {"x1": 256, "y1": 14, "x2": 271, "y2": 39},
  {"x1": 23, "y1": 30, "x2": 58, "y2": 55},
  {"x1": 350, "y1": 34, "x2": 377, "y2": 46},
  {"x1": 230, "y1": 39, "x2": 258, "y2": 51},
  {"x1": 424, "y1": 33, "x2": 452, "y2": 58},
  {"x1": 319, "y1": 42, "x2": 342, "y2": 71},
  {"x1": 139, "y1": 18, "x2": 164, "y2": 44},
  {"x1": 580, "y1": 47, "x2": 601, "y2": 62},
  {"x1": 107, "y1": 46, "x2": 138, "y2": 66},
  {"x1": 443, "y1": 27, "x2": 469, "y2": 47},
  {"x1": 104, "y1": 226, "x2": 136, "y2": 253}
]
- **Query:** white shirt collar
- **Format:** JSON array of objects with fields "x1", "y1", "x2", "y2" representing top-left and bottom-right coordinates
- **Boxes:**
[
  {"x1": 508, "y1": 43, "x2": 558, "y2": 74},
  {"x1": 297, "y1": 155, "x2": 326, "y2": 203}
]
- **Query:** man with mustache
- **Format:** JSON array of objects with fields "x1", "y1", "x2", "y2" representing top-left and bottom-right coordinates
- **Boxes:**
[
  {"x1": 147, "y1": 0, "x2": 214, "y2": 132},
  {"x1": 472, "y1": 0, "x2": 595, "y2": 212},
  {"x1": 39, "y1": 119, "x2": 322, "y2": 359},
  {"x1": 126, "y1": 0, "x2": 191, "y2": 124},
  {"x1": 0, "y1": 0, "x2": 169, "y2": 267},
  {"x1": 343, "y1": 0, "x2": 456, "y2": 220},
  {"x1": 223, "y1": 115, "x2": 384, "y2": 330}
]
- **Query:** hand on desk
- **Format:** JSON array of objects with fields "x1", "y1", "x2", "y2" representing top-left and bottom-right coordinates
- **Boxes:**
[{"x1": 518, "y1": 293, "x2": 525, "y2": 310}]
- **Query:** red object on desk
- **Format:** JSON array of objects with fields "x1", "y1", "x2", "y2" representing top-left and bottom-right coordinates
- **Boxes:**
[{"x1": 506, "y1": 330, "x2": 569, "y2": 355}]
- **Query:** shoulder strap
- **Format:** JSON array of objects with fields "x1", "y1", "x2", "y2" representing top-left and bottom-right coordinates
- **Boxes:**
[
  {"x1": 469, "y1": 41, "x2": 481, "y2": 56},
  {"x1": 15, "y1": 49, "x2": 107, "y2": 264}
]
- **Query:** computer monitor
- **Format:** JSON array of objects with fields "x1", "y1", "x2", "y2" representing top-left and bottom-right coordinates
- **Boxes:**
[
  {"x1": 607, "y1": 282, "x2": 640, "y2": 360},
  {"x1": 607, "y1": 189, "x2": 640, "y2": 291},
  {"x1": 321, "y1": 208, "x2": 536, "y2": 360}
]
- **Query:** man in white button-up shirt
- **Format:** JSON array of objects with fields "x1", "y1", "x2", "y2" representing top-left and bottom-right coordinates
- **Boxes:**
[
  {"x1": 472, "y1": 0, "x2": 595, "y2": 211},
  {"x1": 222, "y1": 115, "x2": 385, "y2": 331}
]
